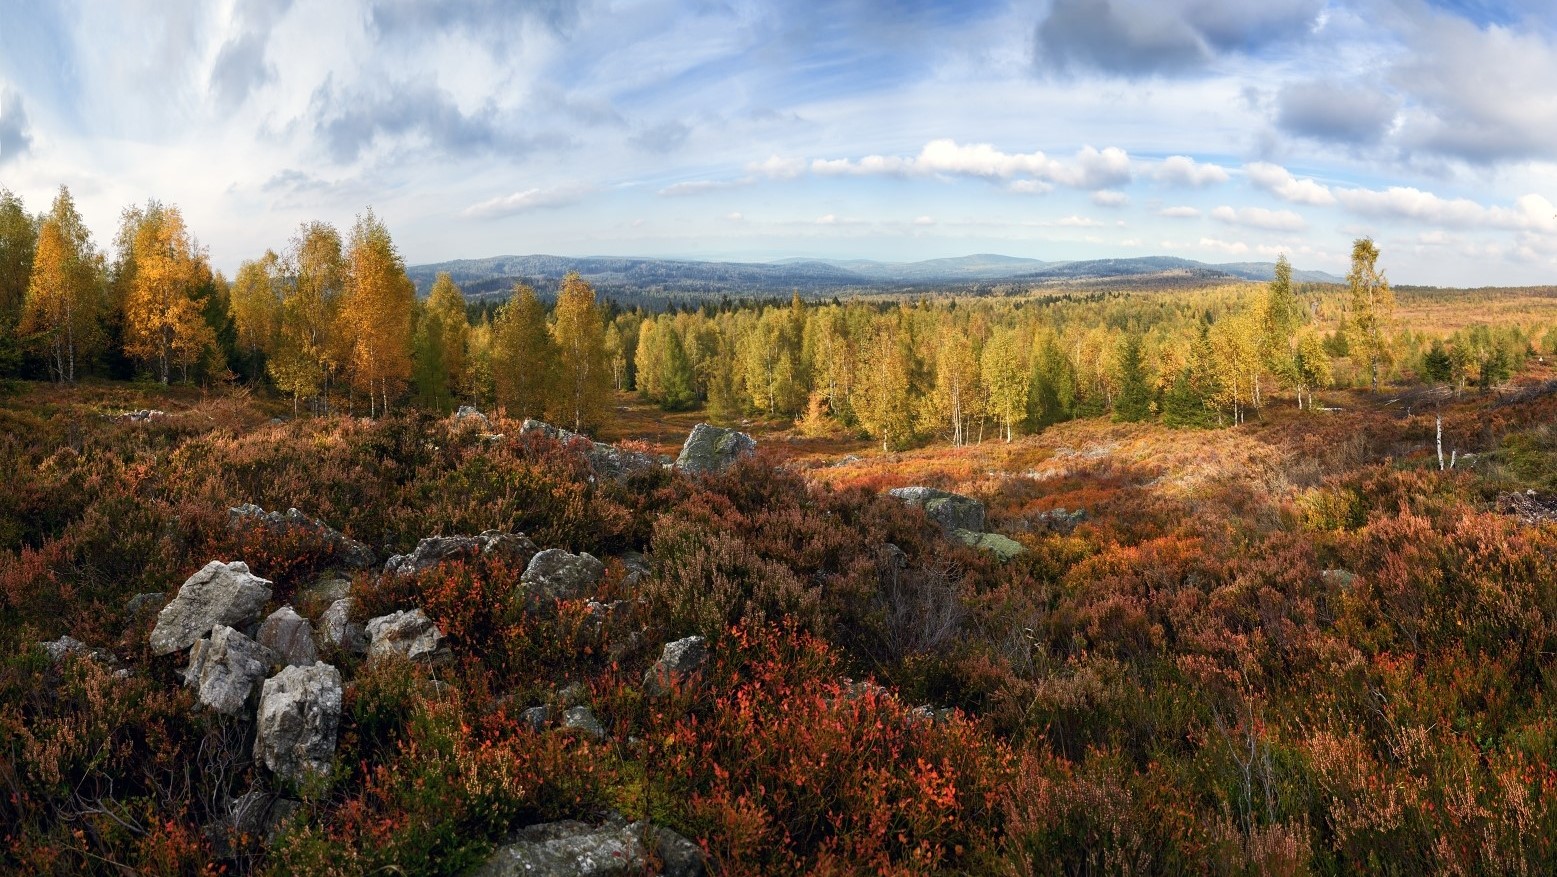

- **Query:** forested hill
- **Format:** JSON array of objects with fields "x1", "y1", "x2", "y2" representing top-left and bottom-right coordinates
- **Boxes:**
[{"x1": 406, "y1": 253, "x2": 1343, "y2": 302}]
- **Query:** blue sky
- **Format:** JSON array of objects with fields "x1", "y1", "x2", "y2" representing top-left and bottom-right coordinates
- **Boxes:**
[{"x1": 2, "y1": 0, "x2": 1557, "y2": 285}]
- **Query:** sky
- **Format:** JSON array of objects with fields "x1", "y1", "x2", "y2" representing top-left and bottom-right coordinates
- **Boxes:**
[{"x1": 2, "y1": 0, "x2": 1557, "y2": 286}]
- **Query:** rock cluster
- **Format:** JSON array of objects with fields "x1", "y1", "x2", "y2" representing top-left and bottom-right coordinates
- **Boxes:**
[
  {"x1": 146, "y1": 560, "x2": 346, "y2": 784},
  {"x1": 888, "y1": 486, "x2": 986, "y2": 533},
  {"x1": 228, "y1": 504, "x2": 377, "y2": 570},
  {"x1": 674, "y1": 423, "x2": 756, "y2": 475},
  {"x1": 520, "y1": 419, "x2": 668, "y2": 481},
  {"x1": 454, "y1": 405, "x2": 492, "y2": 430},
  {"x1": 888, "y1": 487, "x2": 1027, "y2": 561},
  {"x1": 384, "y1": 530, "x2": 537, "y2": 577}
]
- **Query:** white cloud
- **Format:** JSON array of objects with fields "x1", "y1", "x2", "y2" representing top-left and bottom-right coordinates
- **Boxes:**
[
  {"x1": 1199, "y1": 237, "x2": 1250, "y2": 255},
  {"x1": 725, "y1": 211, "x2": 744, "y2": 221},
  {"x1": 1211, "y1": 204, "x2": 1306, "y2": 231},
  {"x1": 1243, "y1": 162, "x2": 1335, "y2": 206},
  {"x1": 1159, "y1": 205, "x2": 1200, "y2": 218},
  {"x1": 1333, "y1": 187, "x2": 1557, "y2": 233},
  {"x1": 1392, "y1": 13, "x2": 1557, "y2": 164},
  {"x1": 1007, "y1": 179, "x2": 1054, "y2": 195},
  {"x1": 1056, "y1": 215, "x2": 1103, "y2": 227},
  {"x1": 811, "y1": 140, "x2": 1131, "y2": 190},
  {"x1": 657, "y1": 179, "x2": 749, "y2": 197},
  {"x1": 913, "y1": 215, "x2": 934, "y2": 225},
  {"x1": 815, "y1": 213, "x2": 837, "y2": 224},
  {"x1": 462, "y1": 184, "x2": 592, "y2": 218},
  {"x1": 1092, "y1": 189, "x2": 1129, "y2": 207},
  {"x1": 748, "y1": 155, "x2": 806, "y2": 179},
  {"x1": 1154, "y1": 155, "x2": 1229, "y2": 187}
]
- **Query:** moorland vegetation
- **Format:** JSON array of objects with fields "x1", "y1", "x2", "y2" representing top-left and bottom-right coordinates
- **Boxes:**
[{"x1": 5, "y1": 186, "x2": 1557, "y2": 874}]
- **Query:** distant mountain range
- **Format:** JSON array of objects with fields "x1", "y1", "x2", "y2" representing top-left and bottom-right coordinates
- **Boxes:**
[{"x1": 406, "y1": 253, "x2": 1342, "y2": 304}]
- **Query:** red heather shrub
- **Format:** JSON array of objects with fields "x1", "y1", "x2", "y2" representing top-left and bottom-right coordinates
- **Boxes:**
[
  {"x1": 271, "y1": 680, "x2": 617, "y2": 877},
  {"x1": 645, "y1": 622, "x2": 1012, "y2": 874}
]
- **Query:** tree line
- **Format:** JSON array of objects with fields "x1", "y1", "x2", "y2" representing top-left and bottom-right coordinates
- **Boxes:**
[{"x1": 0, "y1": 185, "x2": 1541, "y2": 444}]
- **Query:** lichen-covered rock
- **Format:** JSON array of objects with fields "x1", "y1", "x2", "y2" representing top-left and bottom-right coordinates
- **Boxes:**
[
  {"x1": 952, "y1": 529, "x2": 1028, "y2": 561},
  {"x1": 151, "y1": 561, "x2": 274, "y2": 656},
  {"x1": 674, "y1": 423, "x2": 755, "y2": 475},
  {"x1": 888, "y1": 486, "x2": 986, "y2": 534},
  {"x1": 653, "y1": 826, "x2": 707, "y2": 877},
  {"x1": 561, "y1": 705, "x2": 606, "y2": 740},
  {"x1": 474, "y1": 820, "x2": 705, "y2": 877},
  {"x1": 521, "y1": 705, "x2": 552, "y2": 731},
  {"x1": 298, "y1": 576, "x2": 350, "y2": 607},
  {"x1": 643, "y1": 635, "x2": 708, "y2": 696},
  {"x1": 365, "y1": 608, "x2": 450, "y2": 664},
  {"x1": 39, "y1": 635, "x2": 92, "y2": 663},
  {"x1": 228, "y1": 504, "x2": 376, "y2": 570},
  {"x1": 254, "y1": 662, "x2": 342, "y2": 783},
  {"x1": 183, "y1": 626, "x2": 274, "y2": 715},
  {"x1": 1033, "y1": 506, "x2": 1088, "y2": 534},
  {"x1": 126, "y1": 592, "x2": 168, "y2": 618},
  {"x1": 454, "y1": 405, "x2": 492, "y2": 430},
  {"x1": 316, "y1": 598, "x2": 367, "y2": 655},
  {"x1": 474, "y1": 820, "x2": 644, "y2": 877},
  {"x1": 520, "y1": 419, "x2": 667, "y2": 481},
  {"x1": 521, "y1": 549, "x2": 605, "y2": 603},
  {"x1": 383, "y1": 530, "x2": 537, "y2": 577},
  {"x1": 257, "y1": 606, "x2": 319, "y2": 667}
]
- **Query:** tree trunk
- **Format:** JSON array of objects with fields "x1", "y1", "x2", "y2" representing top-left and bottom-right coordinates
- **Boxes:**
[{"x1": 1436, "y1": 413, "x2": 1445, "y2": 471}]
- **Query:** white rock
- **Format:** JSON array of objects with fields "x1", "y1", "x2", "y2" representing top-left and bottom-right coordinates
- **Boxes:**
[
  {"x1": 183, "y1": 626, "x2": 274, "y2": 715},
  {"x1": 254, "y1": 663, "x2": 342, "y2": 782},
  {"x1": 150, "y1": 561, "x2": 273, "y2": 656}
]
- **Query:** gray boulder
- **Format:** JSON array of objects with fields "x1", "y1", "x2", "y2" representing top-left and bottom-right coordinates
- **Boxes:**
[
  {"x1": 126, "y1": 592, "x2": 168, "y2": 618},
  {"x1": 183, "y1": 626, "x2": 275, "y2": 715},
  {"x1": 254, "y1": 662, "x2": 342, "y2": 783},
  {"x1": 151, "y1": 561, "x2": 274, "y2": 656},
  {"x1": 316, "y1": 598, "x2": 367, "y2": 655},
  {"x1": 39, "y1": 635, "x2": 107, "y2": 663},
  {"x1": 40, "y1": 635, "x2": 88, "y2": 662},
  {"x1": 561, "y1": 705, "x2": 607, "y2": 740},
  {"x1": 653, "y1": 826, "x2": 707, "y2": 877},
  {"x1": 521, "y1": 705, "x2": 552, "y2": 731},
  {"x1": 521, "y1": 419, "x2": 667, "y2": 481},
  {"x1": 257, "y1": 606, "x2": 319, "y2": 667},
  {"x1": 384, "y1": 530, "x2": 537, "y2": 577},
  {"x1": 454, "y1": 405, "x2": 492, "y2": 430},
  {"x1": 298, "y1": 576, "x2": 351, "y2": 607},
  {"x1": 889, "y1": 487, "x2": 986, "y2": 534},
  {"x1": 228, "y1": 504, "x2": 376, "y2": 571},
  {"x1": 365, "y1": 608, "x2": 450, "y2": 664},
  {"x1": 521, "y1": 549, "x2": 605, "y2": 603},
  {"x1": 474, "y1": 820, "x2": 704, "y2": 877},
  {"x1": 674, "y1": 423, "x2": 756, "y2": 475},
  {"x1": 643, "y1": 635, "x2": 708, "y2": 696},
  {"x1": 1034, "y1": 506, "x2": 1088, "y2": 534}
]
